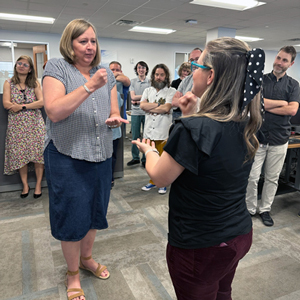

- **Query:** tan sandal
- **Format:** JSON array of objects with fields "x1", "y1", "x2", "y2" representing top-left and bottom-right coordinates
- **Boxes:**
[
  {"x1": 65, "y1": 270, "x2": 85, "y2": 300},
  {"x1": 79, "y1": 255, "x2": 110, "y2": 280}
]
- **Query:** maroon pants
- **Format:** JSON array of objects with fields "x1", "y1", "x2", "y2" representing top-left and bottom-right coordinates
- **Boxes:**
[{"x1": 166, "y1": 229, "x2": 252, "y2": 300}]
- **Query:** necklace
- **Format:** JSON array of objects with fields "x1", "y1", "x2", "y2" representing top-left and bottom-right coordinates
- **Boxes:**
[{"x1": 18, "y1": 83, "x2": 26, "y2": 91}]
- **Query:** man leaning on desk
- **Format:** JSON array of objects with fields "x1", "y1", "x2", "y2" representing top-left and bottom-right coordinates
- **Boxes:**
[{"x1": 246, "y1": 46, "x2": 300, "y2": 227}]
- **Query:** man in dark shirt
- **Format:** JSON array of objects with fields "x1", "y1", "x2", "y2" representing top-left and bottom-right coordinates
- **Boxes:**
[{"x1": 246, "y1": 46, "x2": 300, "y2": 226}]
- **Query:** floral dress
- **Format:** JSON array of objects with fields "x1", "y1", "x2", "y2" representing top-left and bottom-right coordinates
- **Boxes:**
[{"x1": 4, "y1": 79, "x2": 46, "y2": 175}]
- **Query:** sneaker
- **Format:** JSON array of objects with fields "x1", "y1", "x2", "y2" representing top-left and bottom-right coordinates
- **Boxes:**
[
  {"x1": 158, "y1": 187, "x2": 167, "y2": 194},
  {"x1": 141, "y1": 183, "x2": 156, "y2": 191},
  {"x1": 127, "y1": 159, "x2": 140, "y2": 166},
  {"x1": 259, "y1": 212, "x2": 274, "y2": 226}
]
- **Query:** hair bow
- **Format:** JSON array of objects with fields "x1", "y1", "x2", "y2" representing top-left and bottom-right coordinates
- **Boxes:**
[{"x1": 240, "y1": 48, "x2": 265, "y2": 112}]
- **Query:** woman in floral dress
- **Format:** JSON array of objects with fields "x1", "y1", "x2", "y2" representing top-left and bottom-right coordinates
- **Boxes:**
[{"x1": 3, "y1": 55, "x2": 45, "y2": 198}]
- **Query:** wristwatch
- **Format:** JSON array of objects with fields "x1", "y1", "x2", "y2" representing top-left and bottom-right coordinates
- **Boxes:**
[{"x1": 22, "y1": 106, "x2": 27, "y2": 111}]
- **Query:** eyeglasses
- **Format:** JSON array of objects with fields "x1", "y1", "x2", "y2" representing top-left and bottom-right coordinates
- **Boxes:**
[
  {"x1": 191, "y1": 61, "x2": 211, "y2": 71},
  {"x1": 137, "y1": 66, "x2": 146, "y2": 69},
  {"x1": 17, "y1": 62, "x2": 30, "y2": 68}
]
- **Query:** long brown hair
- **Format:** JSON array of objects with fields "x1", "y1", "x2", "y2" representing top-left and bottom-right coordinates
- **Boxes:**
[
  {"x1": 195, "y1": 37, "x2": 262, "y2": 160},
  {"x1": 150, "y1": 64, "x2": 171, "y2": 88},
  {"x1": 11, "y1": 55, "x2": 37, "y2": 88}
]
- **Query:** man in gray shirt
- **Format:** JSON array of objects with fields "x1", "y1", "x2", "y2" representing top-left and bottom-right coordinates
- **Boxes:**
[
  {"x1": 171, "y1": 48, "x2": 202, "y2": 117},
  {"x1": 127, "y1": 61, "x2": 150, "y2": 167}
]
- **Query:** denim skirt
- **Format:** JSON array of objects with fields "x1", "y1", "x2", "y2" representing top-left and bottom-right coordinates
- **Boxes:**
[{"x1": 44, "y1": 141, "x2": 112, "y2": 241}]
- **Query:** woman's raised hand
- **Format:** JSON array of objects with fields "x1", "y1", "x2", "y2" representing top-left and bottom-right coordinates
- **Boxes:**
[
  {"x1": 89, "y1": 68, "x2": 108, "y2": 90},
  {"x1": 179, "y1": 91, "x2": 199, "y2": 116},
  {"x1": 132, "y1": 138, "x2": 155, "y2": 154},
  {"x1": 105, "y1": 116, "x2": 129, "y2": 128}
]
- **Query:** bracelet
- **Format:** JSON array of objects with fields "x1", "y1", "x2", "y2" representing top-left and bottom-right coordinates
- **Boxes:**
[
  {"x1": 145, "y1": 149, "x2": 159, "y2": 156},
  {"x1": 83, "y1": 84, "x2": 92, "y2": 94}
]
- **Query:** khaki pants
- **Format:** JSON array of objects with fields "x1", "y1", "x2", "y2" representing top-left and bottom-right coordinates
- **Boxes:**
[
  {"x1": 246, "y1": 142, "x2": 288, "y2": 214},
  {"x1": 149, "y1": 140, "x2": 167, "y2": 185}
]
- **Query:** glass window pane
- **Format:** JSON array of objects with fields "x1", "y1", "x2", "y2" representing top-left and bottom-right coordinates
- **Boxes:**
[{"x1": 0, "y1": 41, "x2": 14, "y2": 93}]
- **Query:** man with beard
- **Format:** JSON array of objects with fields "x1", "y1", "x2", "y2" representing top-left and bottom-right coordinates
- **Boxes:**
[
  {"x1": 139, "y1": 64, "x2": 176, "y2": 194},
  {"x1": 246, "y1": 46, "x2": 300, "y2": 226}
]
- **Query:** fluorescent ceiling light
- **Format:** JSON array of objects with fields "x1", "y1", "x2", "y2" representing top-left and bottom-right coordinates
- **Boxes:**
[
  {"x1": 236, "y1": 35, "x2": 264, "y2": 42},
  {"x1": 129, "y1": 26, "x2": 176, "y2": 35},
  {"x1": 190, "y1": 0, "x2": 266, "y2": 11},
  {"x1": 0, "y1": 42, "x2": 17, "y2": 47},
  {"x1": 0, "y1": 13, "x2": 55, "y2": 24}
]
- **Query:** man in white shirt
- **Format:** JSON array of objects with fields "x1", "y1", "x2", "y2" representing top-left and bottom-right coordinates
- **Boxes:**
[{"x1": 140, "y1": 63, "x2": 176, "y2": 194}]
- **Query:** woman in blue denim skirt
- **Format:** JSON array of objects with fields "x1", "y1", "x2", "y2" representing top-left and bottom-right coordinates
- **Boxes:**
[{"x1": 42, "y1": 19, "x2": 128, "y2": 300}]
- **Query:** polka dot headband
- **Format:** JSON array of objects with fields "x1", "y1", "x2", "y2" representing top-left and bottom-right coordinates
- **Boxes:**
[{"x1": 241, "y1": 48, "x2": 265, "y2": 112}]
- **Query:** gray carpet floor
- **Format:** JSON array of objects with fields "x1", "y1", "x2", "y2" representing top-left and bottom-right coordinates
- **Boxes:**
[{"x1": 1, "y1": 130, "x2": 300, "y2": 300}]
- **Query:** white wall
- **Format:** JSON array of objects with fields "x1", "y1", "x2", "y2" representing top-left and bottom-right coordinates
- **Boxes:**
[
  {"x1": 1, "y1": 29, "x2": 299, "y2": 82},
  {"x1": 0, "y1": 30, "x2": 200, "y2": 81}
]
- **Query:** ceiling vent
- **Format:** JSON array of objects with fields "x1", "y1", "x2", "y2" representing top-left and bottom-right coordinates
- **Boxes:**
[
  {"x1": 114, "y1": 20, "x2": 140, "y2": 26},
  {"x1": 286, "y1": 38, "x2": 300, "y2": 41}
]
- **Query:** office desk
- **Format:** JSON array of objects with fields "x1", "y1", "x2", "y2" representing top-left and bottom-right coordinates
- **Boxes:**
[{"x1": 283, "y1": 136, "x2": 300, "y2": 190}]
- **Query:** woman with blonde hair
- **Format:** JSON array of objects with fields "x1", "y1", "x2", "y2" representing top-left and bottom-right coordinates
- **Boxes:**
[
  {"x1": 3, "y1": 55, "x2": 45, "y2": 198},
  {"x1": 133, "y1": 37, "x2": 265, "y2": 300},
  {"x1": 43, "y1": 19, "x2": 128, "y2": 300}
]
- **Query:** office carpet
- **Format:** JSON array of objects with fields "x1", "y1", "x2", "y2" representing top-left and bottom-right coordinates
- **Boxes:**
[{"x1": 0, "y1": 129, "x2": 300, "y2": 300}]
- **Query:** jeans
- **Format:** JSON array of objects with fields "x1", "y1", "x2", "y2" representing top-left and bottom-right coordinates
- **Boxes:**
[
  {"x1": 246, "y1": 142, "x2": 288, "y2": 214},
  {"x1": 166, "y1": 230, "x2": 253, "y2": 300},
  {"x1": 112, "y1": 138, "x2": 120, "y2": 182},
  {"x1": 131, "y1": 115, "x2": 145, "y2": 162}
]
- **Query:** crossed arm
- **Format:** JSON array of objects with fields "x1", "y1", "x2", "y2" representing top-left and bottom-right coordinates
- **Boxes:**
[
  {"x1": 114, "y1": 72, "x2": 130, "y2": 87},
  {"x1": 264, "y1": 98, "x2": 299, "y2": 116},
  {"x1": 140, "y1": 101, "x2": 172, "y2": 114},
  {"x1": 3, "y1": 80, "x2": 44, "y2": 112}
]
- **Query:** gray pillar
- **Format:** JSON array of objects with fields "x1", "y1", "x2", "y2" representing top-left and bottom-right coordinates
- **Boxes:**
[{"x1": 206, "y1": 27, "x2": 236, "y2": 43}]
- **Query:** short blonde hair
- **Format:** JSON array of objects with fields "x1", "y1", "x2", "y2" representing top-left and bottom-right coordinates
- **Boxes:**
[
  {"x1": 178, "y1": 62, "x2": 191, "y2": 77},
  {"x1": 60, "y1": 19, "x2": 101, "y2": 67}
]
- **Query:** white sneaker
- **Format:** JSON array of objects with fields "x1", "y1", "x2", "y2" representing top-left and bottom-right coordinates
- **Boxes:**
[
  {"x1": 142, "y1": 183, "x2": 156, "y2": 191},
  {"x1": 158, "y1": 187, "x2": 167, "y2": 194}
]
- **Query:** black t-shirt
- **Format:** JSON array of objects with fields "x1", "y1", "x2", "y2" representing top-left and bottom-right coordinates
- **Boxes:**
[
  {"x1": 164, "y1": 117, "x2": 252, "y2": 249},
  {"x1": 259, "y1": 72, "x2": 300, "y2": 145},
  {"x1": 171, "y1": 78, "x2": 182, "y2": 113}
]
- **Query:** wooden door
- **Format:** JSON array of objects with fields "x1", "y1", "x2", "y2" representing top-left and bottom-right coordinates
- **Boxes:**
[{"x1": 33, "y1": 44, "x2": 48, "y2": 78}]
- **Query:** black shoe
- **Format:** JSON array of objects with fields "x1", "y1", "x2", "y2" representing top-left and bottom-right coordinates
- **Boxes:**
[
  {"x1": 259, "y1": 212, "x2": 274, "y2": 226},
  {"x1": 142, "y1": 161, "x2": 145, "y2": 168},
  {"x1": 34, "y1": 193, "x2": 42, "y2": 199},
  {"x1": 20, "y1": 186, "x2": 30, "y2": 198},
  {"x1": 127, "y1": 159, "x2": 140, "y2": 166}
]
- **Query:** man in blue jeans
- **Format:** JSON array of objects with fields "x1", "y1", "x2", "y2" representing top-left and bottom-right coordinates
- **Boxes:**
[{"x1": 127, "y1": 61, "x2": 150, "y2": 167}]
